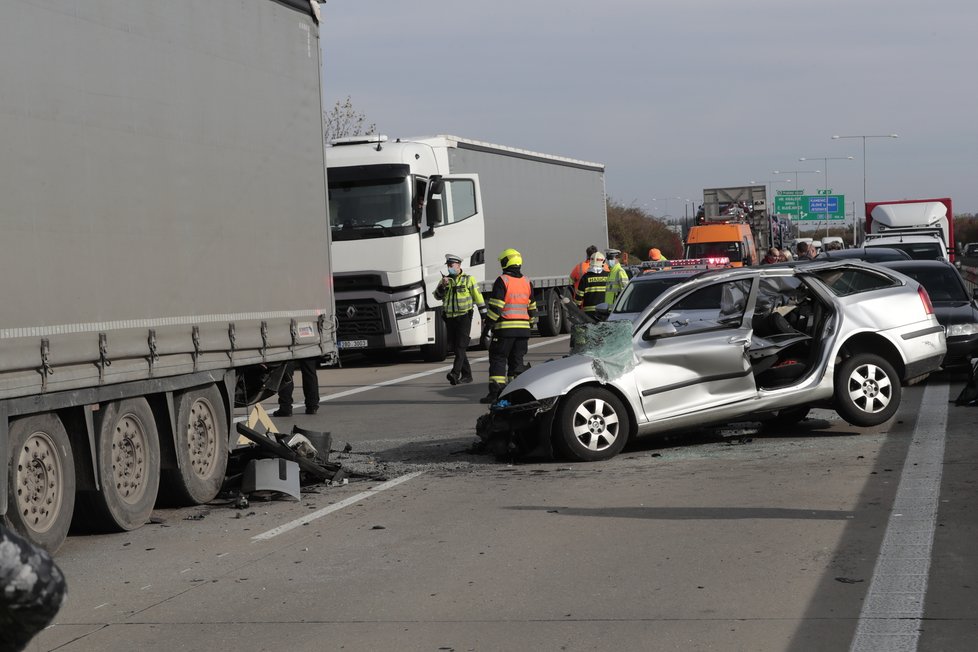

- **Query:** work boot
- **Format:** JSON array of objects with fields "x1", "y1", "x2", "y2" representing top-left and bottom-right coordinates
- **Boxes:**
[
  {"x1": 458, "y1": 373, "x2": 473, "y2": 384},
  {"x1": 446, "y1": 371, "x2": 459, "y2": 386},
  {"x1": 305, "y1": 405, "x2": 319, "y2": 415},
  {"x1": 273, "y1": 407, "x2": 293, "y2": 417},
  {"x1": 479, "y1": 382, "x2": 503, "y2": 404}
]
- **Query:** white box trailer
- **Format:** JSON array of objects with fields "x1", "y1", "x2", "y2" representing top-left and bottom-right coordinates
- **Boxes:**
[
  {"x1": 326, "y1": 135, "x2": 608, "y2": 360},
  {"x1": 0, "y1": 0, "x2": 336, "y2": 551}
]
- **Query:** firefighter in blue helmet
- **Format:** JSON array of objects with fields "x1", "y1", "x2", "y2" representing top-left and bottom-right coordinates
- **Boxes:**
[{"x1": 481, "y1": 248, "x2": 537, "y2": 404}]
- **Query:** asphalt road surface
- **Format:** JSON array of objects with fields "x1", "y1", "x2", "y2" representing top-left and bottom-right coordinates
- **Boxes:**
[{"x1": 33, "y1": 337, "x2": 978, "y2": 651}]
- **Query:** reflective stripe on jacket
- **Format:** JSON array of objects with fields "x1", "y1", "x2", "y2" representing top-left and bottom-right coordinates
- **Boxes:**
[
  {"x1": 574, "y1": 270, "x2": 611, "y2": 312},
  {"x1": 434, "y1": 273, "x2": 485, "y2": 318}
]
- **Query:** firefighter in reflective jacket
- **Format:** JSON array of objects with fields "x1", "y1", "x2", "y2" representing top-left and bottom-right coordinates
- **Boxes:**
[
  {"x1": 574, "y1": 251, "x2": 612, "y2": 317},
  {"x1": 481, "y1": 248, "x2": 538, "y2": 404}
]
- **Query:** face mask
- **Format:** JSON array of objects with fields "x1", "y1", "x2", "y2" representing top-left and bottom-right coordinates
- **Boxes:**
[
  {"x1": 447, "y1": 267, "x2": 460, "y2": 276},
  {"x1": 590, "y1": 265, "x2": 603, "y2": 274}
]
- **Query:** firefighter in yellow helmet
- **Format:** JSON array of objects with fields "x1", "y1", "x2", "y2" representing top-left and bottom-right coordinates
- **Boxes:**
[{"x1": 481, "y1": 248, "x2": 538, "y2": 404}]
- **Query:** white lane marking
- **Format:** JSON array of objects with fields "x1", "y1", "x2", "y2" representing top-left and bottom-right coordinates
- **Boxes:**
[
  {"x1": 236, "y1": 335, "x2": 568, "y2": 419},
  {"x1": 850, "y1": 382, "x2": 949, "y2": 652},
  {"x1": 251, "y1": 471, "x2": 425, "y2": 541}
]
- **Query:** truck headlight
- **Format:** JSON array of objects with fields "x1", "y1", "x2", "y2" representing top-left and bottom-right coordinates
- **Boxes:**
[
  {"x1": 946, "y1": 323, "x2": 978, "y2": 337},
  {"x1": 393, "y1": 295, "x2": 423, "y2": 318}
]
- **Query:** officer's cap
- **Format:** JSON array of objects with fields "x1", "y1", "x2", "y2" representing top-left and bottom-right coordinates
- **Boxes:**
[{"x1": 445, "y1": 254, "x2": 463, "y2": 265}]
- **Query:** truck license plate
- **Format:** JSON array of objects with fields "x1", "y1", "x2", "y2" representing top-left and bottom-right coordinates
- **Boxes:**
[{"x1": 338, "y1": 340, "x2": 368, "y2": 349}]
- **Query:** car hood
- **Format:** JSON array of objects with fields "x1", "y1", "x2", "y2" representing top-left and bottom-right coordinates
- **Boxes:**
[{"x1": 500, "y1": 354, "x2": 602, "y2": 401}]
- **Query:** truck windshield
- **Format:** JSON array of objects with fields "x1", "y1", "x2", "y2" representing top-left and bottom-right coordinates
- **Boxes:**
[
  {"x1": 686, "y1": 242, "x2": 744, "y2": 262},
  {"x1": 329, "y1": 175, "x2": 416, "y2": 241}
]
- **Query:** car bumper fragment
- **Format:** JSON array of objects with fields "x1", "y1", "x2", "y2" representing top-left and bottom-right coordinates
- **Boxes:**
[{"x1": 475, "y1": 397, "x2": 559, "y2": 459}]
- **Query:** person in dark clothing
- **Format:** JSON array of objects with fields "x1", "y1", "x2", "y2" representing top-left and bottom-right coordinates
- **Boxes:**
[
  {"x1": 275, "y1": 357, "x2": 320, "y2": 416},
  {"x1": 575, "y1": 251, "x2": 612, "y2": 318},
  {"x1": 1, "y1": 523, "x2": 67, "y2": 651},
  {"x1": 434, "y1": 253, "x2": 487, "y2": 385},
  {"x1": 481, "y1": 248, "x2": 537, "y2": 404}
]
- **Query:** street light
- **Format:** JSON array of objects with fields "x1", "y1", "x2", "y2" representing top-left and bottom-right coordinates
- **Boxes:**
[
  {"x1": 830, "y1": 133, "x2": 899, "y2": 228},
  {"x1": 799, "y1": 156, "x2": 854, "y2": 236},
  {"x1": 772, "y1": 169, "x2": 820, "y2": 190},
  {"x1": 650, "y1": 196, "x2": 681, "y2": 219}
]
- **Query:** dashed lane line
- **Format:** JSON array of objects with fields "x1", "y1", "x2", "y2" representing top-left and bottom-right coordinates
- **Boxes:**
[{"x1": 251, "y1": 471, "x2": 425, "y2": 541}]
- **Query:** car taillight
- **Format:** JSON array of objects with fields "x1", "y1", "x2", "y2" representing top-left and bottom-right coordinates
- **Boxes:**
[{"x1": 918, "y1": 286, "x2": 934, "y2": 315}]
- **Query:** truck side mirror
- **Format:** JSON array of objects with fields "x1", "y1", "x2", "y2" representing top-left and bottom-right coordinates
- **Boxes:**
[{"x1": 426, "y1": 197, "x2": 443, "y2": 227}]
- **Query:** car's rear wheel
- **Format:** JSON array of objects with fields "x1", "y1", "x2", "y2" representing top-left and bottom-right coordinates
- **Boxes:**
[
  {"x1": 834, "y1": 353, "x2": 901, "y2": 426},
  {"x1": 555, "y1": 387, "x2": 630, "y2": 462}
]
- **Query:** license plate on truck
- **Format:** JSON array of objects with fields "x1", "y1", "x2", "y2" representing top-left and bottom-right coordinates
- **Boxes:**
[{"x1": 338, "y1": 340, "x2": 368, "y2": 349}]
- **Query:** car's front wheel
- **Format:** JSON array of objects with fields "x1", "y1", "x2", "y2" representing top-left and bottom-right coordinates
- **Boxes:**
[
  {"x1": 834, "y1": 353, "x2": 901, "y2": 426},
  {"x1": 555, "y1": 387, "x2": 630, "y2": 462}
]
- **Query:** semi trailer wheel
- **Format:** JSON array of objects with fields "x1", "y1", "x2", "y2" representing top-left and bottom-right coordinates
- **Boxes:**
[
  {"x1": 538, "y1": 289, "x2": 564, "y2": 337},
  {"x1": 5, "y1": 414, "x2": 76, "y2": 553},
  {"x1": 161, "y1": 384, "x2": 228, "y2": 505},
  {"x1": 75, "y1": 398, "x2": 160, "y2": 532}
]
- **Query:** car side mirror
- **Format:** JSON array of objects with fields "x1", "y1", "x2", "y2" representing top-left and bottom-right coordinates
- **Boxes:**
[
  {"x1": 595, "y1": 302, "x2": 610, "y2": 317},
  {"x1": 643, "y1": 321, "x2": 678, "y2": 340}
]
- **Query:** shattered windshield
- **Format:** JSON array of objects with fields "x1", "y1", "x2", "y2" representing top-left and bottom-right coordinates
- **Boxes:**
[
  {"x1": 329, "y1": 175, "x2": 416, "y2": 241},
  {"x1": 570, "y1": 320, "x2": 636, "y2": 382}
]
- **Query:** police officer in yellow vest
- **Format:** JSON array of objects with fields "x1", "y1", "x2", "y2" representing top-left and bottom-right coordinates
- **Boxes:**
[
  {"x1": 481, "y1": 248, "x2": 538, "y2": 404},
  {"x1": 434, "y1": 253, "x2": 486, "y2": 385},
  {"x1": 605, "y1": 248, "x2": 630, "y2": 305}
]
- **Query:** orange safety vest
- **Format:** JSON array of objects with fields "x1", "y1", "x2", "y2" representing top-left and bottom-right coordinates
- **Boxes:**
[{"x1": 499, "y1": 275, "x2": 531, "y2": 321}]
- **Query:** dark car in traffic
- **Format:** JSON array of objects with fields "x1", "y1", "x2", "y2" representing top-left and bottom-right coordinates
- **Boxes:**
[
  {"x1": 880, "y1": 260, "x2": 978, "y2": 369},
  {"x1": 815, "y1": 247, "x2": 912, "y2": 262}
]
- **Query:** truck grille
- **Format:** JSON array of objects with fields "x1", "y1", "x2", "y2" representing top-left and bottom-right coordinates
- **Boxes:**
[{"x1": 336, "y1": 300, "x2": 389, "y2": 336}]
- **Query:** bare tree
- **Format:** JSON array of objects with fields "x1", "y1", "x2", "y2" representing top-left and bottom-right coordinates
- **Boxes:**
[{"x1": 324, "y1": 95, "x2": 376, "y2": 144}]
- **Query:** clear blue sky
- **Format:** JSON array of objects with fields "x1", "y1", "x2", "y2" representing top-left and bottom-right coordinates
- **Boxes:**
[{"x1": 320, "y1": 0, "x2": 977, "y2": 216}]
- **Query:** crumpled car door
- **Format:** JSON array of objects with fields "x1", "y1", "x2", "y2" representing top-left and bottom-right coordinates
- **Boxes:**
[{"x1": 634, "y1": 278, "x2": 758, "y2": 422}]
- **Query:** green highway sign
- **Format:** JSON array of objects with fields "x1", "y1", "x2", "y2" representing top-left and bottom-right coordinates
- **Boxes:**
[
  {"x1": 775, "y1": 194, "x2": 845, "y2": 220},
  {"x1": 774, "y1": 195, "x2": 803, "y2": 214}
]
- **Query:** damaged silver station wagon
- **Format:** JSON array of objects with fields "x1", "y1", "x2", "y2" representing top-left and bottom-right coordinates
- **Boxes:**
[{"x1": 477, "y1": 261, "x2": 947, "y2": 461}]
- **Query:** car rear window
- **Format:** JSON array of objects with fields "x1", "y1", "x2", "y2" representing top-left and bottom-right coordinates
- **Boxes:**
[
  {"x1": 893, "y1": 267, "x2": 968, "y2": 302},
  {"x1": 812, "y1": 268, "x2": 901, "y2": 297}
]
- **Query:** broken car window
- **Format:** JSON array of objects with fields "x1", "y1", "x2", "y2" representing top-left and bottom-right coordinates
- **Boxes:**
[{"x1": 570, "y1": 320, "x2": 636, "y2": 382}]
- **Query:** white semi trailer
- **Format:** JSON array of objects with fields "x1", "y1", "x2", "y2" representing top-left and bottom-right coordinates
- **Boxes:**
[
  {"x1": 326, "y1": 135, "x2": 608, "y2": 361},
  {"x1": 0, "y1": 0, "x2": 336, "y2": 551}
]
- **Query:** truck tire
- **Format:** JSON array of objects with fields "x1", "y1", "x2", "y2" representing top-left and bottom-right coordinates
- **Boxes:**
[
  {"x1": 538, "y1": 289, "x2": 564, "y2": 337},
  {"x1": 75, "y1": 398, "x2": 161, "y2": 532},
  {"x1": 559, "y1": 289, "x2": 573, "y2": 334},
  {"x1": 4, "y1": 414, "x2": 76, "y2": 553},
  {"x1": 160, "y1": 385, "x2": 228, "y2": 505},
  {"x1": 421, "y1": 308, "x2": 448, "y2": 362}
]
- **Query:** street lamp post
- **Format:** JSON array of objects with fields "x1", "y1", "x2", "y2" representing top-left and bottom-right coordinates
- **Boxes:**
[
  {"x1": 772, "y1": 169, "x2": 820, "y2": 190},
  {"x1": 799, "y1": 156, "x2": 854, "y2": 236},
  {"x1": 831, "y1": 133, "x2": 899, "y2": 242},
  {"x1": 650, "y1": 196, "x2": 681, "y2": 219}
]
